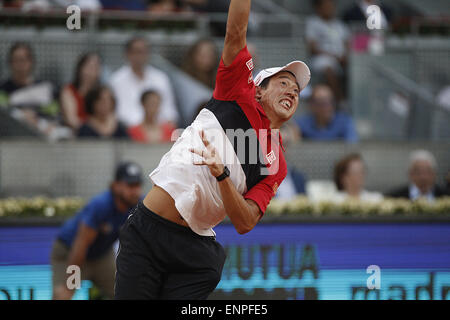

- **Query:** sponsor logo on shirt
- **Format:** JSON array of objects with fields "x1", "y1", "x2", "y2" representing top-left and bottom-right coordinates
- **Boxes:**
[
  {"x1": 246, "y1": 59, "x2": 254, "y2": 71},
  {"x1": 266, "y1": 150, "x2": 277, "y2": 165}
]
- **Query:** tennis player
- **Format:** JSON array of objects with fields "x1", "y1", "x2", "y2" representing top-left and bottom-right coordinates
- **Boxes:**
[{"x1": 114, "y1": 0, "x2": 311, "y2": 300}]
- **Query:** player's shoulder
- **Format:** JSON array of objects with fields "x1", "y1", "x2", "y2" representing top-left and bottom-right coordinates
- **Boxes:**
[{"x1": 86, "y1": 190, "x2": 114, "y2": 211}]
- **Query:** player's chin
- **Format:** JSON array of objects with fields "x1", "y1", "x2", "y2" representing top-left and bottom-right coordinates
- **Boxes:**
[{"x1": 275, "y1": 107, "x2": 294, "y2": 121}]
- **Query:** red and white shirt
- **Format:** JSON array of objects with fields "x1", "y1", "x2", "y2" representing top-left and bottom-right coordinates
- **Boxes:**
[{"x1": 149, "y1": 46, "x2": 287, "y2": 236}]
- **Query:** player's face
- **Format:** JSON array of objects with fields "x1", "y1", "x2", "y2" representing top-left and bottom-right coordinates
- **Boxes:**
[{"x1": 258, "y1": 72, "x2": 300, "y2": 125}]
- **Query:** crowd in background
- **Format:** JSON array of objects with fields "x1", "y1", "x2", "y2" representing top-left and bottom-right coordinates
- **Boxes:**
[
  {"x1": 276, "y1": 149, "x2": 450, "y2": 203},
  {"x1": 0, "y1": 0, "x2": 448, "y2": 202},
  {"x1": 0, "y1": 34, "x2": 363, "y2": 143},
  {"x1": 1, "y1": 0, "x2": 230, "y2": 14}
]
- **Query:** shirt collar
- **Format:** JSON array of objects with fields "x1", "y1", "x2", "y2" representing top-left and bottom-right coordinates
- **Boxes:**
[
  {"x1": 256, "y1": 102, "x2": 286, "y2": 152},
  {"x1": 409, "y1": 184, "x2": 434, "y2": 201}
]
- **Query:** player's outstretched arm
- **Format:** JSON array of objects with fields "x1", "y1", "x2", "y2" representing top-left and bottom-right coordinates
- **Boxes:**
[{"x1": 222, "y1": 0, "x2": 251, "y2": 66}]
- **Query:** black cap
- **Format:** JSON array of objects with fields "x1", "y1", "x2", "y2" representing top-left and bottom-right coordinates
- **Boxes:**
[{"x1": 114, "y1": 161, "x2": 143, "y2": 184}]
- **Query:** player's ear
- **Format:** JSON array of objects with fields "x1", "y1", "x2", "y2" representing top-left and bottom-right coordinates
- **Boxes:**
[{"x1": 255, "y1": 86, "x2": 263, "y2": 102}]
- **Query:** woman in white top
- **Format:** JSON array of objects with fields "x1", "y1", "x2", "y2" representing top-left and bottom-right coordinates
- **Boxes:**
[{"x1": 333, "y1": 153, "x2": 383, "y2": 203}]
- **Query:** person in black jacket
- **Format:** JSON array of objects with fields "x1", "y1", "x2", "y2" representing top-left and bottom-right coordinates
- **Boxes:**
[{"x1": 387, "y1": 150, "x2": 448, "y2": 201}]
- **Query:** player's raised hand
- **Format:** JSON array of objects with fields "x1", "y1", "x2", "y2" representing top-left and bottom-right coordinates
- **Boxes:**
[{"x1": 189, "y1": 130, "x2": 225, "y2": 178}]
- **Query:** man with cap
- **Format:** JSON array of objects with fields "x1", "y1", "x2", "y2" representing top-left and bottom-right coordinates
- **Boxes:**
[
  {"x1": 51, "y1": 161, "x2": 143, "y2": 300},
  {"x1": 114, "y1": 0, "x2": 311, "y2": 300}
]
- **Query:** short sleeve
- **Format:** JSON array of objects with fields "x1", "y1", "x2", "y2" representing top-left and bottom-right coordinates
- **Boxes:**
[
  {"x1": 213, "y1": 46, "x2": 255, "y2": 101},
  {"x1": 244, "y1": 169, "x2": 287, "y2": 216},
  {"x1": 79, "y1": 201, "x2": 104, "y2": 230}
]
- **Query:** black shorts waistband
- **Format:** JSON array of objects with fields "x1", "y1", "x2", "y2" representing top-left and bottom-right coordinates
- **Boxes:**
[{"x1": 136, "y1": 201, "x2": 216, "y2": 240}]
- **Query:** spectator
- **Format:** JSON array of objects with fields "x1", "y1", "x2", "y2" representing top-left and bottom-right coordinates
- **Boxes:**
[
  {"x1": 182, "y1": 38, "x2": 219, "y2": 89},
  {"x1": 295, "y1": 84, "x2": 358, "y2": 142},
  {"x1": 0, "y1": 42, "x2": 69, "y2": 140},
  {"x1": 51, "y1": 161, "x2": 143, "y2": 300},
  {"x1": 128, "y1": 90, "x2": 176, "y2": 143},
  {"x1": 77, "y1": 86, "x2": 129, "y2": 139},
  {"x1": 445, "y1": 171, "x2": 450, "y2": 195},
  {"x1": 148, "y1": 0, "x2": 184, "y2": 13},
  {"x1": 110, "y1": 36, "x2": 178, "y2": 127},
  {"x1": 387, "y1": 150, "x2": 448, "y2": 201},
  {"x1": 60, "y1": 52, "x2": 101, "y2": 131},
  {"x1": 342, "y1": 0, "x2": 392, "y2": 28},
  {"x1": 2, "y1": 0, "x2": 24, "y2": 8},
  {"x1": 183, "y1": 0, "x2": 229, "y2": 36},
  {"x1": 276, "y1": 167, "x2": 307, "y2": 200},
  {"x1": 100, "y1": 0, "x2": 147, "y2": 10},
  {"x1": 333, "y1": 153, "x2": 383, "y2": 202},
  {"x1": 306, "y1": 0, "x2": 350, "y2": 104}
]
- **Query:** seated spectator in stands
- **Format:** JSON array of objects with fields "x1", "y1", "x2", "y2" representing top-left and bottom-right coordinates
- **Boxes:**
[
  {"x1": 60, "y1": 53, "x2": 101, "y2": 131},
  {"x1": 128, "y1": 90, "x2": 175, "y2": 143},
  {"x1": 306, "y1": 0, "x2": 350, "y2": 104},
  {"x1": 182, "y1": 38, "x2": 219, "y2": 89},
  {"x1": 183, "y1": 0, "x2": 229, "y2": 36},
  {"x1": 276, "y1": 167, "x2": 307, "y2": 200},
  {"x1": 333, "y1": 153, "x2": 383, "y2": 202},
  {"x1": 148, "y1": 0, "x2": 185, "y2": 13},
  {"x1": 342, "y1": 0, "x2": 392, "y2": 28},
  {"x1": 387, "y1": 150, "x2": 448, "y2": 201},
  {"x1": 100, "y1": 0, "x2": 147, "y2": 10},
  {"x1": 77, "y1": 86, "x2": 129, "y2": 139},
  {"x1": 445, "y1": 171, "x2": 450, "y2": 196},
  {"x1": 296, "y1": 84, "x2": 358, "y2": 142},
  {"x1": 0, "y1": 42, "x2": 69, "y2": 140},
  {"x1": 110, "y1": 36, "x2": 178, "y2": 128},
  {"x1": 2, "y1": 0, "x2": 24, "y2": 8}
]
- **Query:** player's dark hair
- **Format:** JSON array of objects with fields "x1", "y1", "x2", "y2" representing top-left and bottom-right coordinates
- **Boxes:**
[
  {"x1": 333, "y1": 153, "x2": 364, "y2": 191},
  {"x1": 258, "y1": 70, "x2": 297, "y2": 89},
  {"x1": 85, "y1": 85, "x2": 116, "y2": 116},
  {"x1": 8, "y1": 42, "x2": 34, "y2": 64},
  {"x1": 259, "y1": 77, "x2": 271, "y2": 89}
]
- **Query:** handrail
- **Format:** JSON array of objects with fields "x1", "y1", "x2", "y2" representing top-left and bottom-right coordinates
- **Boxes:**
[{"x1": 370, "y1": 60, "x2": 450, "y2": 116}]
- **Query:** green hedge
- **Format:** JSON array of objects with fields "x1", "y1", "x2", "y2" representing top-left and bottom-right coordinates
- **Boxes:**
[
  {"x1": 1, "y1": 196, "x2": 450, "y2": 218},
  {"x1": 267, "y1": 196, "x2": 450, "y2": 217}
]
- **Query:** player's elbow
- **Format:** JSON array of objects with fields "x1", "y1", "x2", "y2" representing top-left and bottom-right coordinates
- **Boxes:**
[
  {"x1": 234, "y1": 217, "x2": 258, "y2": 235},
  {"x1": 236, "y1": 224, "x2": 253, "y2": 235}
]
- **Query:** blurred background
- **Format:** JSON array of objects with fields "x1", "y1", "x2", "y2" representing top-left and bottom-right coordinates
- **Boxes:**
[{"x1": 0, "y1": 0, "x2": 449, "y2": 300}]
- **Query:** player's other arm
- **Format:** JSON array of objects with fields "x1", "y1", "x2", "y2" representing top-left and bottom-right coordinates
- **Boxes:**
[{"x1": 222, "y1": 0, "x2": 251, "y2": 66}]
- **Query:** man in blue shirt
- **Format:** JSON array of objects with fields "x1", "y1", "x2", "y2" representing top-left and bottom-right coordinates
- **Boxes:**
[
  {"x1": 296, "y1": 84, "x2": 358, "y2": 142},
  {"x1": 51, "y1": 161, "x2": 143, "y2": 300}
]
